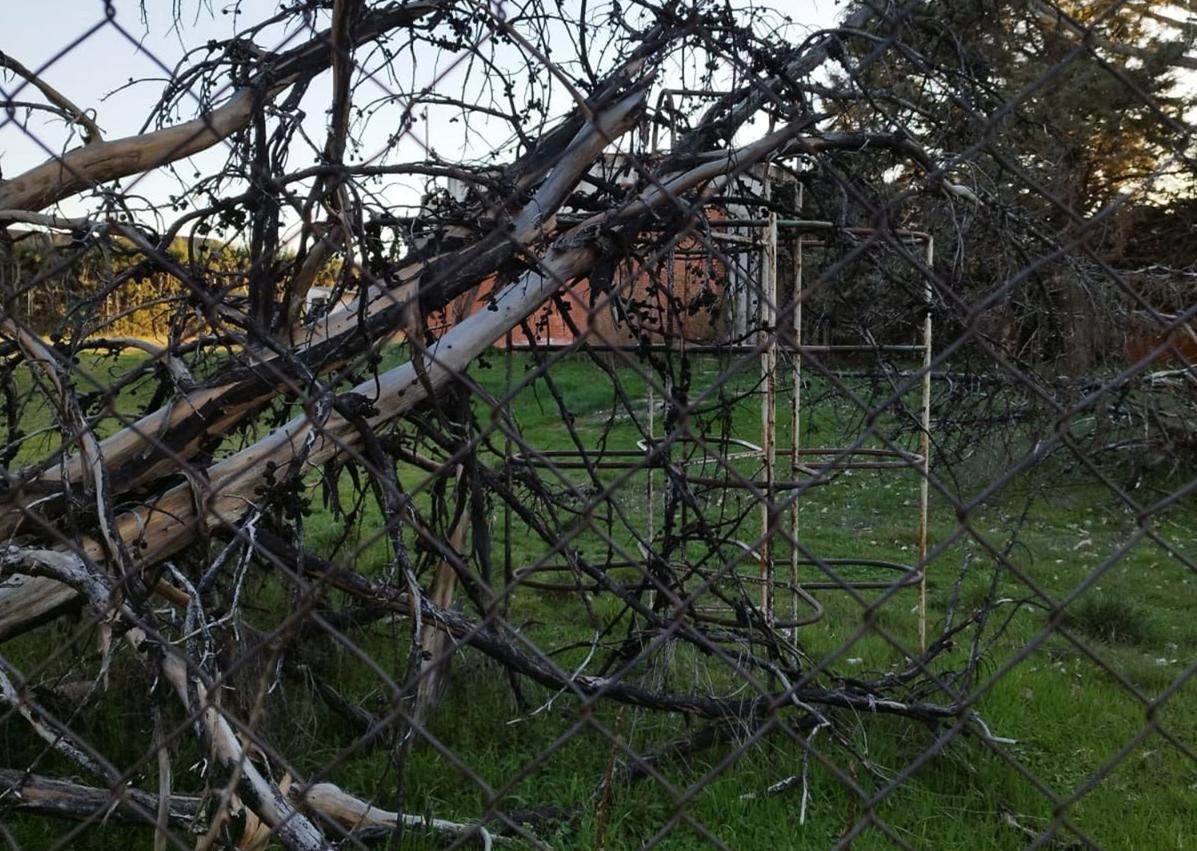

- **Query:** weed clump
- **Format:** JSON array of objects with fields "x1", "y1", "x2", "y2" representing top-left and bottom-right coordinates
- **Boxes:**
[{"x1": 1059, "y1": 594, "x2": 1153, "y2": 645}]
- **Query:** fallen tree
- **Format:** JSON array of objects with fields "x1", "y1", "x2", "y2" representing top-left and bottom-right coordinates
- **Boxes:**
[{"x1": 3, "y1": 0, "x2": 1187, "y2": 848}]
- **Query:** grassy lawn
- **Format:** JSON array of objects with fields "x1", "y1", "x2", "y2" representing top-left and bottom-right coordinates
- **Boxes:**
[{"x1": 2, "y1": 348, "x2": 1195, "y2": 849}]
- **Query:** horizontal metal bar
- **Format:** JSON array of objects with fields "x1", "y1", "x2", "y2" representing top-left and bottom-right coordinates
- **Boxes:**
[{"x1": 502, "y1": 342, "x2": 930, "y2": 354}]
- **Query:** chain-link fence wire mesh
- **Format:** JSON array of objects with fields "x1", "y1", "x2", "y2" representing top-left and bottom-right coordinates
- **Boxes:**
[{"x1": 0, "y1": 0, "x2": 1194, "y2": 848}]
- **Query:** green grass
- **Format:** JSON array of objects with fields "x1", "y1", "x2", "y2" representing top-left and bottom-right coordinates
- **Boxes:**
[{"x1": 2, "y1": 349, "x2": 1195, "y2": 849}]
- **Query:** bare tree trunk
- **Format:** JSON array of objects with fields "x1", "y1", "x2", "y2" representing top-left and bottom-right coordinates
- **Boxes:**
[
  {"x1": 414, "y1": 470, "x2": 468, "y2": 721},
  {"x1": 0, "y1": 1, "x2": 445, "y2": 212}
]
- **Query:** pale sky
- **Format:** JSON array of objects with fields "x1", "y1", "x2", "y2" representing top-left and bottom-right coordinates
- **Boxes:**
[{"x1": 0, "y1": 0, "x2": 845, "y2": 231}]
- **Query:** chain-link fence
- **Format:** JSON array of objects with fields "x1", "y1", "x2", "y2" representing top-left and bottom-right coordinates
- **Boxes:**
[{"x1": 0, "y1": 0, "x2": 1194, "y2": 848}]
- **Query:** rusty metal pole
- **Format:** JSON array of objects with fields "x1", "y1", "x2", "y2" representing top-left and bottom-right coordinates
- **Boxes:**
[
  {"x1": 790, "y1": 229, "x2": 803, "y2": 638},
  {"x1": 504, "y1": 329, "x2": 514, "y2": 611},
  {"x1": 646, "y1": 382, "x2": 654, "y2": 546},
  {"x1": 760, "y1": 193, "x2": 778, "y2": 626},
  {"x1": 917, "y1": 236, "x2": 934, "y2": 651}
]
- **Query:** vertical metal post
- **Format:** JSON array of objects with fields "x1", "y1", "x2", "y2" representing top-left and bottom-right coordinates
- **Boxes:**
[
  {"x1": 734, "y1": 243, "x2": 749, "y2": 340},
  {"x1": 760, "y1": 198, "x2": 778, "y2": 626},
  {"x1": 503, "y1": 329, "x2": 514, "y2": 609},
  {"x1": 917, "y1": 237, "x2": 934, "y2": 651},
  {"x1": 790, "y1": 231, "x2": 803, "y2": 638},
  {"x1": 646, "y1": 383, "x2": 654, "y2": 545}
]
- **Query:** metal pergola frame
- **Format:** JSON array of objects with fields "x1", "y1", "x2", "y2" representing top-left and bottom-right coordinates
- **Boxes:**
[{"x1": 499, "y1": 165, "x2": 936, "y2": 649}]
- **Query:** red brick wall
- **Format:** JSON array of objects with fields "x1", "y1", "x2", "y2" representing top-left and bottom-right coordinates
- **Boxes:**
[{"x1": 444, "y1": 242, "x2": 729, "y2": 349}]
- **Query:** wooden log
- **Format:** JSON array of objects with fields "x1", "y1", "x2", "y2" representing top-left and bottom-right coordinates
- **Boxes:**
[{"x1": 0, "y1": 768, "x2": 200, "y2": 827}]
